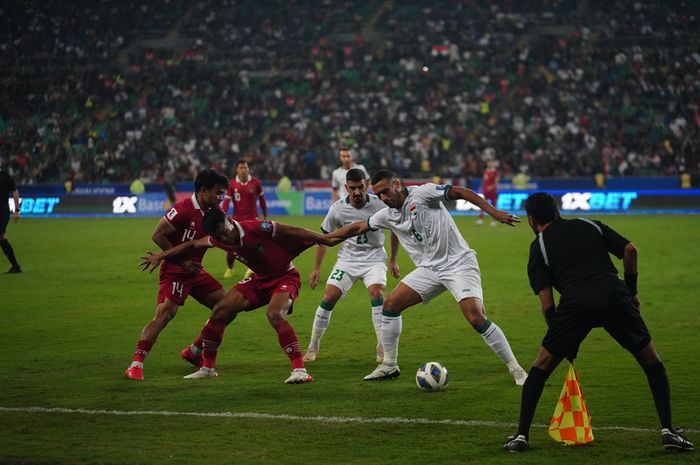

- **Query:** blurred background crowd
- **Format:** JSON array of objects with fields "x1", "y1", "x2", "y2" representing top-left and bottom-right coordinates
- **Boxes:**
[{"x1": 1, "y1": 0, "x2": 698, "y2": 186}]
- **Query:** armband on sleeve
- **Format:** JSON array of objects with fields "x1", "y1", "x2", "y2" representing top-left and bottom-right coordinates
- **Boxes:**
[{"x1": 624, "y1": 272, "x2": 638, "y2": 295}]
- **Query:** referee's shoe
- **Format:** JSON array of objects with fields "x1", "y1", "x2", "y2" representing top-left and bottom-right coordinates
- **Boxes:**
[{"x1": 662, "y1": 428, "x2": 694, "y2": 451}]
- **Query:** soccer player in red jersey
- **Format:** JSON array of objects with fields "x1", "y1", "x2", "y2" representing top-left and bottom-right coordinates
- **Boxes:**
[
  {"x1": 140, "y1": 208, "x2": 341, "y2": 383},
  {"x1": 221, "y1": 160, "x2": 267, "y2": 279},
  {"x1": 477, "y1": 159, "x2": 500, "y2": 226},
  {"x1": 124, "y1": 169, "x2": 229, "y2": 381}
]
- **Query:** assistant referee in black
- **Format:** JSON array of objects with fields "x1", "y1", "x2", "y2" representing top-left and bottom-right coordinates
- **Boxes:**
[
  {"x1": 504, "y1": 192, "x2": 693, "y2": 452},
  {"x1": 0, "y1": 163, "x2": 21, "y2": 273}
]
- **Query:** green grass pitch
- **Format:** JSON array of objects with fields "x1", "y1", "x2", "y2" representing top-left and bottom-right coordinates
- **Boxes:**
[{"x1": 1, "y1": 214, "x2": 698, "y2": 464}]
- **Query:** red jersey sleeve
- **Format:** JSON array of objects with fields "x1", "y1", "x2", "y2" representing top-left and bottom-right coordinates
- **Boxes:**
[{"x1": 164, "y1": 205, "x2": 188, "y2": 230}]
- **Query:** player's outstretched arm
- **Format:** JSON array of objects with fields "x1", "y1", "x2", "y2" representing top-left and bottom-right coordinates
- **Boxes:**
[
  {"x1": 447, "y1": 186, "x2": 520, "y2": 226},
  {"x1": 325, "y1": 219, "x2": 369, "y2": 243},
  {"x1": 140, "y1": 237, "x2": 211, "y2": 273},
  {"x1": 274, "y1": 222, "x2": 340, "y2": 246}
]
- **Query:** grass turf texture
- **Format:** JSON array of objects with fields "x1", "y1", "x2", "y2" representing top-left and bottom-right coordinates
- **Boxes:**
[{"x1": 1, "y1": 215, "x2": 698, "y2": 465}]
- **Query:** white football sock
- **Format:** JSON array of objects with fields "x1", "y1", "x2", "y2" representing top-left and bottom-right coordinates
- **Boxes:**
[
  {"x1": 371, "y1": 304, "x2": 383, "y2": 346},
  {"x1": 380, "y1": 313, "x2": 402, "y2": 366},
  {"x1": 480, "y1": 321, "x2": 517, "y2": 365},
  {"x1": 308, "y1": 307, "x2": 332, "y2": 350}
]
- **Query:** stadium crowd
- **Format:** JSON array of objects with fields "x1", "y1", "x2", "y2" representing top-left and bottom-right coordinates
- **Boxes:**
[{"x1": 0, "y1": 0, "x2": 698, "y2": 185}]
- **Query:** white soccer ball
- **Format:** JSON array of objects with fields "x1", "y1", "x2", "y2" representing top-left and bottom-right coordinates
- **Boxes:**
[{"x1": 415, "y1": 361, "x2": 449, "y2": 391}]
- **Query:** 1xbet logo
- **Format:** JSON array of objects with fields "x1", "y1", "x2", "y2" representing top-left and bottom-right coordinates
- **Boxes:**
[
  {"x1": 561, "y1": 192, "x2": 637, "y2": 211},
  {"x1": 113, "y1": 196, "x2": 138, "y2": 214}
]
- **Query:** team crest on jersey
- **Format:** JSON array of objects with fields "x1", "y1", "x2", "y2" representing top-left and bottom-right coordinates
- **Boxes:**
[
  {"x1": 166, "y1": 208, "x2": 178, "y2": 220},
  {"x1": 409, "y1": 204, "x2": 418, "y2": 216},
  {"x1": 260, "y1": 221, "x2": 273, "y2": 232}
]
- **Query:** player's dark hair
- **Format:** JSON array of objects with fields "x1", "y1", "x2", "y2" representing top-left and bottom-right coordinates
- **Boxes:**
[
  {"x1": 524, "y1": 192, "x2": 561, "y2": 225},
  {"x1": 194, "y1": 169, "x2": 228, "y2": 193},
  {"x1": 346, "y1": 168, "x2": 366, "y2": 183},
  {"x1": 370, "y1": 169, "x2": 397, "y2": 185},
  {"x1": 202, "y1": 207, "x2": 226, "y2": 236},
  {"x1": 236, "y1": 159, "x2": 249, "y2": 168}
]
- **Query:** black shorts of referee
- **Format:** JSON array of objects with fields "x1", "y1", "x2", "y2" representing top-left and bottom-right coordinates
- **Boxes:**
[{"x1": 542, "y1": 273, "x2": 651, "y2": 360}]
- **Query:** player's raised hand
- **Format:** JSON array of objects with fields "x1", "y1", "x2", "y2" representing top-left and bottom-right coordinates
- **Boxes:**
[
  {"x1": 139, "y1": 251, "x2": 163, "y2": 273},
  {"x1": 492, "y1": 210, "x2": 521, "y2": 227}
]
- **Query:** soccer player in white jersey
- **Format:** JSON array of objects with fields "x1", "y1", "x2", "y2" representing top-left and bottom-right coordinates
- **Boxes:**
[
  {"x1": 331, "y1": 148, "x2": 370, "y2": 203},
  {"x1": 326, "y1": 169, "x2": 528, "y2": 385},
  {"x1": 304, "y1": 168, "x2": 400, "y2": 363}
]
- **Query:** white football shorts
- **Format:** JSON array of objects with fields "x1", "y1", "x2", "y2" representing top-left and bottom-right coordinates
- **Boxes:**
[
  {"x1": 325, "y1": 261, "x2": 388, "y2": 297},
  {"x1": 401, "y1": 253, "x2": 483, "y2": 303}
]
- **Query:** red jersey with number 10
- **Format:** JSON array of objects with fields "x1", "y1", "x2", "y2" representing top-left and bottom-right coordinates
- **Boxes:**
[
  {"x1": 208, "y1": 220, "x2": 315, "y2": 278},
  {"x1": 161, "y1": 194, "x2": 209, "y2": 274},
  {"x1": 224, "y1": 176, "x2": 264, "y2": 220}
]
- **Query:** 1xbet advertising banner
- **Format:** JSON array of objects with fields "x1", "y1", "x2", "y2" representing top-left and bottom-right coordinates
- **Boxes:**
[
  {"x1": 10, "y1": 189, "x2": 700, "y2": 217},
  {"x1": 452, "y1": 189, "x2": 700, "y2": 214}
]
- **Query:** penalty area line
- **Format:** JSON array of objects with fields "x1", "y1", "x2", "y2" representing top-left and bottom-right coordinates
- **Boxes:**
[{"x1": 0, "y1": 406, "x2": 695, "y2": 433}]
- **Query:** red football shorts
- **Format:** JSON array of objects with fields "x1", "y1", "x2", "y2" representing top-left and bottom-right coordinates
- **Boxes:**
[
  {"x1": 157, "y1": 268, "x2": 223, "y2": 306},
  {"x1": 484, "y1": 191, "x2": 498, "y2": 205},
  {"x1": 235, "y1": 268, "x2": 301, "y2": 310}
]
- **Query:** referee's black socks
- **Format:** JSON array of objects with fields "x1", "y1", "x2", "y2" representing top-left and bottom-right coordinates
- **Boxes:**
[
  {"x1": 517, "y1": 366, "x2": 550, "y2": 439},
  {"x1": 643, "y1": 361, "x2": 672, "y2": 430}
]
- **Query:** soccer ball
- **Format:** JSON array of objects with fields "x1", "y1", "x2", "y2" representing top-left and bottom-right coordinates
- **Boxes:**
[{"x1": 415, "y1": 361, "x2": 449, "y2": 391}]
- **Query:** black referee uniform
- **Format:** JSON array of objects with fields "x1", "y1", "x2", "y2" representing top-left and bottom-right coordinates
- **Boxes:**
[
  {"x1": 504, "y1": 192, "x2": 693, "y2": 452},
  {"x1": 0, "y1": 169, "x2": 21, "y2": 272},
  {"x1": 528, "y1": 217, "x2": 650, "y2": 359}
]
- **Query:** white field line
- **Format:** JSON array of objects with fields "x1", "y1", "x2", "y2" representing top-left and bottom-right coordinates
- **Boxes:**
[{"x1": 0, "y1": 406, "x2": 695, "y2": 433}]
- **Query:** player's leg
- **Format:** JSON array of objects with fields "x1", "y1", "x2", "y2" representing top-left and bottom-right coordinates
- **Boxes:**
[
  {"x1": 505, "y1": 346, "x2": 563, "y2": 452},
  {"x1": 606, "y1": 290, "x2": 693, "y2": 451},
  {"x1": 632, "y1": 342, "x2": 694, "y2": 450},
  {"x1": 363, "y1": 279, "x2": 423, "y2": 381},
  {"x1": 366, "y1": 283, "x2": 385, "y2": 363},
  {"x1": 265, "y1": 292, "x2": 312, "y2": 384},
  {"x1": 0, "y1": 215, "x2": 21, "y2": 273},
  {"x1": 362, "y1": 262, "x2": 389, "y2": 363},
  {"x1": 185, "y1": 288, "x2": 251, "y2": 378},
  {"x1": 304, "y1": 283, "x2": 343, "y2": 361},
  {"x1": 224, "y1": 252, "x2": 235, "y2": 278},
  {"x1": 125, "y1": 298, "x2": 180, "y2": 380},
  {"x1": 506, "y1": 302, "x2": 588, "y2": 451},
  {"x1": 459, "y1": 297, "x2": 527, "y2": 385},
  {"x1": 439, "y1": 258, "x2": 527, "y2": 384},
  {"x1": 180, "y1": 287, "x2": 226, "y2": 366}
]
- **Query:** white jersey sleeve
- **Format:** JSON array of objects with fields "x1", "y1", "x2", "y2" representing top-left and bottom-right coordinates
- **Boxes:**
[
  {"x1": 413, "y1": 183, "x2": 452, "y2": 207},
  {"x1": 368, "y1": 206, "x2": 391, "y2": 231}
]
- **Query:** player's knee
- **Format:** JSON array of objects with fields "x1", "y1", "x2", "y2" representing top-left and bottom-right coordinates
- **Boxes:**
[
  {"x1": 266, "y1": 307, "x2": 286, "y2": 325},
  {"x1": 460, "y1": 300, "x2": 485, "y2": 326},
  {"x1": 155, "y1": 305, "x2": 178, "y2": 324}
]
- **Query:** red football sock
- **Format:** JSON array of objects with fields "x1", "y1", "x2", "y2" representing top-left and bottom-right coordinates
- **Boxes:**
[
  {"x1": 200, "y1": 319, "x2": 226, "y2": 369},
  {"x1": 275, "y1": 320, "x2": 304, "y2": 369},
  {"x1": 192, "y1": 334, "x2": 204, "y2": 350},
  {"x1": 132, "y1": 339, "x2": 154, "y2": 363}
]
